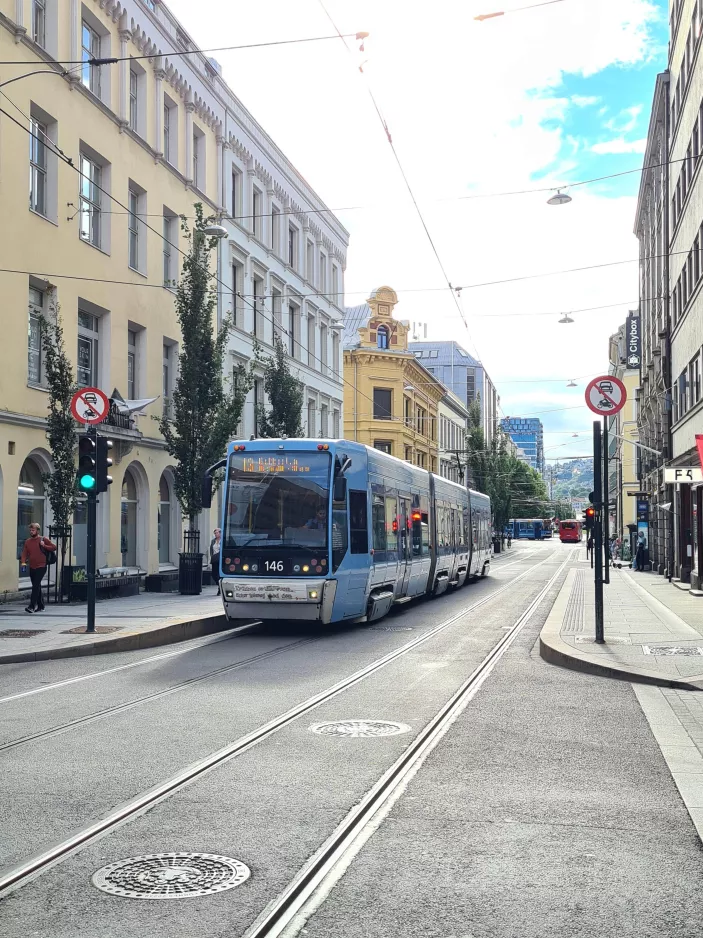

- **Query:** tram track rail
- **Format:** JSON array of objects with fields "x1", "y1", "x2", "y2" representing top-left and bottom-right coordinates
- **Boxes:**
[
  {"x1": 244, "y1": 548, "x2": 574, "y2": 938},
  {"x1": 0, "y1": 546, "x2": 571, "y2": 900}
]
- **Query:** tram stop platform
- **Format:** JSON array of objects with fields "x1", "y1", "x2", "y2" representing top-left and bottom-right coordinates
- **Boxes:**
[
  {"x1": 0, "y1": 588, "x2": 231, "y2": 664},
  {"x1": 540, "y1": 561, "x2": 703, "y2": 690}
]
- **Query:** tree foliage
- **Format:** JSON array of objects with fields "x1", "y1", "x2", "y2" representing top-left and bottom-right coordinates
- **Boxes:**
[
  {"x1": 159, "y1": 204, "x2": 252, "y2": 528},
  {"x1": 40, "y1": 305, "x2": 78, "y2": 533},
  {"x1": 255, "y1": 334, "x2": 304, "y2": 438},
  {"x1": 463, "y1": 400, "x2": 550, "y2": 530}
]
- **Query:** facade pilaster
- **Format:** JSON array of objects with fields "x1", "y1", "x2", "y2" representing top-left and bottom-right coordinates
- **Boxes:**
[
  {"x1": 14, "y1": 0, "x2": 26, "y2": 42},
  {"x1": 153, "y1": 57, "x2": 166, "y2": 159}
]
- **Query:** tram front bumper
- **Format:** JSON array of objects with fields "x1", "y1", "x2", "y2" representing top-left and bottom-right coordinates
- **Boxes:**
[{"x1": 221, "y1": 578, "x2": 337, "y2": 623}]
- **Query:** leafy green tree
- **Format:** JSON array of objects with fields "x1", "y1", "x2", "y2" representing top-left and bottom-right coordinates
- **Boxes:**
[
  {"x1": 255, "y1": 334, "x2": 304, "y2": 438},
  {"x1": 159, "y1": 204, "x2": 252, "y2": 530},
  {"x1": 40, "y1": 305, "x2": 78, "y2": 535}
]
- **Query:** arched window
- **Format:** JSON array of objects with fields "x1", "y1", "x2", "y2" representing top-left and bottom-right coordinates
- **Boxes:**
[
  {"x1": 121, "y1": 469, "x2": 138, "y2": 567},
  {"x1": 158, "y1": 474, "x2": 171, "y2": 564},
  {"x1": 17, "y1": 458, "x2": 45, "y2": 575},
  {"x1": 377, "y1": 325, "x2": 389, "y2": 349}
]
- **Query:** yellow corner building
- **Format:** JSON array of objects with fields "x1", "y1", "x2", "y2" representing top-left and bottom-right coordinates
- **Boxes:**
[
  {"x1": 0, "y1": 0, "x2": 224, "y2": 596},
  {"x1": 343, "y1": 287, "x2": 444, "y2": 470}
]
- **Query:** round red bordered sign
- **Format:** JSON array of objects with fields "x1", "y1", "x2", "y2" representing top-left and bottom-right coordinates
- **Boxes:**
[
  {"x1": 70, "y1": 387, "x2": 109, "y2": 425},
  {"x1": 585, "y1": 375, "x2": 627, "y2": 416}
]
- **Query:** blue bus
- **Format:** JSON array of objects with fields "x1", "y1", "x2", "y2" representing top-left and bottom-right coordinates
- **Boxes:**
[{"x1": 203, "y1": 439, "x2": 492, "y2": 625}]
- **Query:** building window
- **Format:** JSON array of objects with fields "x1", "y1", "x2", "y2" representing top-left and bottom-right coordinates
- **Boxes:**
[
  {"x1": 128, "y1": 189, "x2": 139, "y2": 270},
  {"x1": 163, "y1": 97, "x2": 177, "y2": 165},
  {"x1": 81, "y1": 21, "x2": 101, "y2": 96},
  {"x1": 77, "y1": 310, "x2": 99, "y2": 387},
  {"x1": 288, "y1": 226, "x2": 297, "y2": 268},
  {"x1": 331, "y1": 333, "x2": 339, "y2": 376},
  {"x1": 252, "y1": 188, "x2": 261, "y2": 238},
  {"x1": 308, "y1": 315, "x2": 316, "y2": 368},
  {"x1": 307, "y1": 400, "x2": 316, "y2": 437},
  {"x1": 332, "y1": 265, "x2": 339, "y2": 304},
  {"x1": 287, "y1": 304, "x2": 297, "y2": 356},
  {"x1": 163, "y1": 104, "x2": 171, "y2": 161},
  {"x1": 373, "y1": 388, "x2": 392, "y2": 420},
  {"x1": 129, "y1": 69, "x2": 138, "y2": 131},
  {"x1": 691, "y1": 354, "x2": 701, "y2": 405},
  {"x1": 158, "y1": 474, "x2": 171, "y2": 563},
  {"x1": 192, "y1": 132, "x2": 199, "y2": 187},
  {"x1": 33, "y1": 0, "x2": 46, "y2": 47},
  {"x1": 320, "y1": 404, "x2": 329, "y2": 437},
  {"x1": 231, "y1": 169, "x2": 240, "y2": 218},
  {"x1": 163, "y1": 214, "x2": 174, "y2": 285},
  {"x1": 466, "y1": 369, "x2": 475, "y2": 403},
  {"x1": 253, "y1": 378, "x2": 263, "y2": 435},
  {"x1": 405, "y1": 445, "x2": 413, "y2": 462},
  {"x1": 319, "y1": 252, "x2": 326, "y2": 291},
  {"x1": 374, "y1": 440, "x2": 392, "y2": 454},
  {"x1": 306, "y1": 240, "x2": 314, "y2": 282},
  {"x1": 127, "y1": 329, "x2": 137, "y2": 399},
  {"x1": 29, "y1": 118, "x2": 47, "y2": 216},
  {"x1": 163, "y1": 343, "x2": 172, "y2": 418},
  {"x1": 333, "y1": 410, "x2": 340, "y2": 437},
  {"x1": 377, "y1": 325, "x2": 389, "y2": 349},
  {"x1": 252, "y1": 277, "x2": 262, "y2": 337},
  {"x1": 79, "y1": 154, "x2": 101, "y2": 247},
  {"x1": 320, "y1": 323, "x2": 328, "y2": 374},
  {"x1": 28, "y1": 285, "x2": 45, "y2": 384},
  {"x1": 271, "y1": 205, "x2": 280, "y2": 252},
  {"x1": 272, "y1": 289, "x2": 282, "y2": 337},
  {"x1": 232, "y1": 262, "x2": 242, "y2": 327}
]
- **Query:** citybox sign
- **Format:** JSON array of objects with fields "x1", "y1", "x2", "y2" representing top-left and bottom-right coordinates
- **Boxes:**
[{"x1": 625, "y1": 314, "x2": 641, "y2": 369}]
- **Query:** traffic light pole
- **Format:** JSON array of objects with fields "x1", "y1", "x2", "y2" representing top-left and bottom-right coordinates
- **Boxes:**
[
  {"x1": 593, "y1": 420, "x2": 605, "y2": 644},
  {"x1": 86, "y1": 425, "x2": 97, "y2": 634},
  {"x1": 603, "y1": 415, "x2": 610, "y2": 585}
]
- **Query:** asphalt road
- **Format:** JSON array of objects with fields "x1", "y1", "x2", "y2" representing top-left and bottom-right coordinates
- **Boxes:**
[{"x1": 1, "y1": 540, "x2": 701, "y2": 937}]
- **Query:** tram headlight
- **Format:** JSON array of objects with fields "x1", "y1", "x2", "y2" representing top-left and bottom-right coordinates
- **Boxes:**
[{"x1": 308, "y1": 589, "x2": 319, "y2": 600}]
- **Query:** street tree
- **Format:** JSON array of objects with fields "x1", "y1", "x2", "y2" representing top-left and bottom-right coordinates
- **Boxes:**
[
  {"x1": 39, "y1": 305, "x2": 78, "y2": 537},
  {"x1": 159, "y1": 205, "x2": 252, "y2": 531},
  {"x1": 255, "y1": 334, "x2": 304, "y2": 438}
]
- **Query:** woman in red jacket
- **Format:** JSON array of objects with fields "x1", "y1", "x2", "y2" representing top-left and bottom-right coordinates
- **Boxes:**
[{"x1": 20, "y1": 523, "x2": 56, "y2": 613}]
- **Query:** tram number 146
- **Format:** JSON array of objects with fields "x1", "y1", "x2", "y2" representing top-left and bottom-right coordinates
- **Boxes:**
[{"x1": 265, "y1": 561, "x2": 285, "y2": 572}]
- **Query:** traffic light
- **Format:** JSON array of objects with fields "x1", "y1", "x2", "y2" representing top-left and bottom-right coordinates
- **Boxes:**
[
  {"x1": 97, "y1": 436, "x2": 113, "y2": 493},
  {"x1": 584, "y1": 506, "x2": 595, "y2": 530},
  {"x1": 77, "y1": 435, "x2": 97, "y2": 492}
]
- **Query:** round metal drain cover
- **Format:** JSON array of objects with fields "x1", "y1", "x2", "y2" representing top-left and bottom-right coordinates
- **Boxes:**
[
  {"x1": 92, "y1": 852, "x2": 250, "y2": 899},
  {"x1": 310, "y1": 719, "x2": 411, "y2": 738}
]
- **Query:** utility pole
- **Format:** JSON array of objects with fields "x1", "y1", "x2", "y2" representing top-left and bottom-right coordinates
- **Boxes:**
[
  {"x1": 593, "y1": 420, "x2": 604, "y2": 643},
  {"x1": 603, "y1": 416, "x2": 610, "y2": 585}
]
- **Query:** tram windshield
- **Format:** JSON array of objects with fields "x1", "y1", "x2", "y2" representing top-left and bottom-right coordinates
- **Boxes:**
[{"x1": 223, "y1": 452, "x2": 331, "y2": 549}]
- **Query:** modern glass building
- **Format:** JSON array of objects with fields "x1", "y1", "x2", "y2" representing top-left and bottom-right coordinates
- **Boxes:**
[
  {"x1": 408, "y1": 341, "x2": 499, "y2": 444},
  {"x1": 500, "y1": 418, "x2": 545, "y2": 476}
]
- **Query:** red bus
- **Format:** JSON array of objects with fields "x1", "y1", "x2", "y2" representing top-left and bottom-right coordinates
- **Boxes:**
[{"x1": 559, "y1": 520, "x2": 581, "y2": 543}]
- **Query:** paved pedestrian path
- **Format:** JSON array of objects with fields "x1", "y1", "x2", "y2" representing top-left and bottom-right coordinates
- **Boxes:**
[
  {"x1": 0, "y1": 586, "x2": 229, "y2": 663},
  {"x1": 540, "y1": 565, "x2": 703, "y2": 689}
]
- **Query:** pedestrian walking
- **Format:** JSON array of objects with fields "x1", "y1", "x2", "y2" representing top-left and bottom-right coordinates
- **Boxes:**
[
  {"x1": 210, "y1": 527, "x2": 222, "y2": 596},
  {"x1": 587, "y1": 534, "x2": 593, "y2": 558},
  {"x1": 635, "y1": 531, "x2": 646, "y2": 572},
  {"x1": 20, "y1": 522, "x2": 56, "y2": 614}
]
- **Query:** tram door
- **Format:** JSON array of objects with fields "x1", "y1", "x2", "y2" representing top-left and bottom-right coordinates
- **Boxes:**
[{"x1": 398, "y1": 497, "x2": 412, "y2": 596}]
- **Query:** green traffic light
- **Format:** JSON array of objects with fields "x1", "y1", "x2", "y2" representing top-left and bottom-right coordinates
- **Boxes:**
[{"x1": 80, "y1": 474, "x2": 96, "y2": 490}]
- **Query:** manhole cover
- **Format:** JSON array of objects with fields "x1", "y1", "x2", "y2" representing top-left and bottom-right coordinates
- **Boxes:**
[
  {"x1": 92, "y1": 853, "x2": 250, "y2": 899},
  {"x1": 310, "y1": 719, "x2": 411, "y2": 737},
  {"x1": 0, "y1": 629, "x2": 48, "y2": 637},
  {"x1": 370, "y1": 627, "x2": 413, "y2": 632},
  {"x1": 643, "y1": 645, "x2": 703, "y2": 657},
  {"x1": 62, "y1": 626, "x2": 123, "y2": 634}
]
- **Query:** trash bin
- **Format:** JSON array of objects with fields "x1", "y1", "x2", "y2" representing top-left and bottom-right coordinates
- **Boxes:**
[
  {"x1": 179, "y1": 552, "x2": 203, "y2": 595},
  {"x1": 493, "y1": 538, "x2": 501, "y2": 554}
]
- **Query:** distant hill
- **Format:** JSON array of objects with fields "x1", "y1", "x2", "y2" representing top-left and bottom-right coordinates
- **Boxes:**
[{"x1": 550, "y1": 458, "x2": 594, "y2": 501}]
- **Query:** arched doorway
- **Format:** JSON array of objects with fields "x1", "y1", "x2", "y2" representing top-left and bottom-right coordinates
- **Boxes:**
[
  {"x1": 16, "y1": 458, "x2": 46, "y2": 577},
  {"x1": 158, "y1": 473, "x2": 172, "y2": 564},
  {"x1": 121, "y1": 469, "x2": 138, "y2": 567}
]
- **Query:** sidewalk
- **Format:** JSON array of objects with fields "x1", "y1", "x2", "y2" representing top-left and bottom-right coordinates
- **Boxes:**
[
  {"x1": 0, "y1": 588, "x2": 232, "y2": 664},
  {"x1": 540, "y1": 564, "x2": 703, "y2": 690}
]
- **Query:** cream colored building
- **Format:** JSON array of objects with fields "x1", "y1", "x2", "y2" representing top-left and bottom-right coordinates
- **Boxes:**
[
  {"x1": 0, "y1": 2, "x2": 233, "y2": 596},
  {"x1": 608, "y1": 322, "x2": 640, "y2": 548}
]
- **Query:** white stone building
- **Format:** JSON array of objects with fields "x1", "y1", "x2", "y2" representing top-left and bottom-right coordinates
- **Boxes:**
[{"x1": 438, "y1": 392, "x2": 469, "y2": 483}]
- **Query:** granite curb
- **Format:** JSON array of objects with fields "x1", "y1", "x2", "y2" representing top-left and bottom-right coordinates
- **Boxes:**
[{"x1": 0, "y1": 610, "x2": 234, "y2": 665}]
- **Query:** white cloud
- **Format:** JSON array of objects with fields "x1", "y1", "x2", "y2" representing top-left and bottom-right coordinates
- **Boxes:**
[
  {"x1": 591, "y1": 137, "x2": 647, "y2": 154},
  {"x1": 164, "y1": 0, "x2": 660, "y2": 442},
  {"x1": 605, "y1": 104, "x2": 644, "y2": 132},
  {"x1": 571, "y1": 95, "x2": 601, "y2": 107}
]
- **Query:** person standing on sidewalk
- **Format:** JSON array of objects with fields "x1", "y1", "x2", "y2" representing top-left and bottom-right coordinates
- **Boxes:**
[
  {"x1": 209, "y1": 528, "x2": 222, "y2": 596},
  {"x1": 20, "y1": 523, "x2": 56, "y2": 614},
  {"x1": 635, "y1": 531, "x2": 646, "y2": 572}
]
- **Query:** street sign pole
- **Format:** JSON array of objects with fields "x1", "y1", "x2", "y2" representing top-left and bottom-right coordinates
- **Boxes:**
[
  {"x1": 593, "y1": 420, "x2": 605, "y2": 644},
  {"x1": 603, "y1": 415, "x2": 610, "y2": 585},
  {"x1": 86, "y1": 425, "x2": 97, "y2": 634}
]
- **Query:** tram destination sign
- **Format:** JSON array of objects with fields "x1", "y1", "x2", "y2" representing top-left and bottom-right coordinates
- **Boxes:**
[{"x1": 585, "y1": 375, "x2": 627, "y2": 416}]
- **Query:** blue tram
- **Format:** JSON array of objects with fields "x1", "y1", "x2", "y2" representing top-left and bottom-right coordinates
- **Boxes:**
[{"x1": 203, "y1": 439, "x2": 492, "y2": 625}]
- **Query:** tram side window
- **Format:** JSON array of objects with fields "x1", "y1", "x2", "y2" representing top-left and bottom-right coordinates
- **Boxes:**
[
  {"x1": 385, "y1": 496, "x2": 398, "y2": 552},
  {"x1": 412, "y1": 511, "x2": 428, "y2": 556},
  {"x1": 350, "y1": 490, "x2": 369, "y2": 554},
  {"x1": 332, "y1": 489, "x2": 349, "y2": 572},
  {"x1": 372, "y1": 495, "x2": 386, "y2": 552}
]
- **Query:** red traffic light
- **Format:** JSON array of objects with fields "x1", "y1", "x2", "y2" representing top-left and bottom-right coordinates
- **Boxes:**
[{"x1": 586, "y1": 507, "x2": 595, "y2": 517}]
